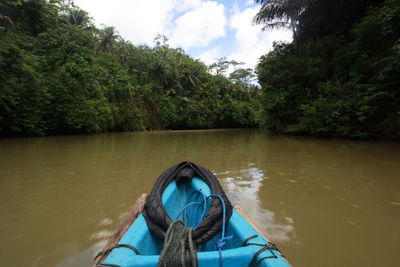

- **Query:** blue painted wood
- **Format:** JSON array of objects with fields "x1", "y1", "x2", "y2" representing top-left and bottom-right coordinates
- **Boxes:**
[{"x1": 104, "y1": 178, "x2": 290, "y2": 267}]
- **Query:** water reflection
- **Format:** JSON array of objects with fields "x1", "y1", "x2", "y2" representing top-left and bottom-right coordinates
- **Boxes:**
[{"x1": 216, "y1": 164, "x2": 294, "y2": 242}]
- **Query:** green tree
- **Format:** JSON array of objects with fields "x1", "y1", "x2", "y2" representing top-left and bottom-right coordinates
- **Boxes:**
[
  {"x1": 256, "y1": 0, "x2": 399, "y2": 139},
  {"x1": 99, "y1": 26, "x2": 119, "y2": 53},
  {"x1": 59, "y1": 8, "x2": 92, "y2": 29}
]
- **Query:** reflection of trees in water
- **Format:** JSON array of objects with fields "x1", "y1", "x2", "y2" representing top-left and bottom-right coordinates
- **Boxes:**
[{"x1": 215, "y1": 164, "x2": 294, "y2": 242}]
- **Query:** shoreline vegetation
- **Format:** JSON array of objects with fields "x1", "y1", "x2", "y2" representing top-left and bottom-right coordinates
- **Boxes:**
[
  {"x1": 1, "y1": 0, "x2": 399, "y2": 140},
  {"x1": 255, "y1": 0, "x2": 399, "y2": 140},
  {"x1": 0, "y1": 1, "x2": 262, "y2": 137}
]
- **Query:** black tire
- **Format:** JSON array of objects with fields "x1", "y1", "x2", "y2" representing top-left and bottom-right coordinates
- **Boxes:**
[{"x1": 142, "y1": 161, "x2": 233, "y2": 246}]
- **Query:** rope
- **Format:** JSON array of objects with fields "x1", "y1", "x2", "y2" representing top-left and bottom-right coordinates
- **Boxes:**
[
  {"x1": 176, "y1": 189, "x2": 207, "y2": 229},
  {"x1": 174, "y1": 191, "x2": 232, "y2": 267},
  {"x1": 241, "y1": 235, "x2": 284, "y2": 267},
  {"x1": 208, "y1": 194, "x2": 233, "y2": 267},
  {"x1": 158, "y1": 219, "x2": 198, "y2": 267},
  {"x1": 93, "y1": 244, "x2": 139, "y2": 267}
]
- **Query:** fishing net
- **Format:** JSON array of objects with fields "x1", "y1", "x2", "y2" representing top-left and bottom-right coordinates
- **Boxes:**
[{"x1": 158, "y1": 219, "x2": 198, "y2": 267}]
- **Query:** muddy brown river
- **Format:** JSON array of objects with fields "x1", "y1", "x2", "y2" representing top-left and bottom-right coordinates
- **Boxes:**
[{"x1": 0, "y1": 129, "x2": 399, "y2": 266}]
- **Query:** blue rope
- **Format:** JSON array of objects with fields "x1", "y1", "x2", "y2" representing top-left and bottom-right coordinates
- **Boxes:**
[
  {"x1": 207, "y1": 194, "x2": 233, "y2": 267},
  {"x1": 175, "y1": 190, "x2": 207, "y2": 229},
  {"x1": 193, "y1": 189, "x2": 207, "y2": 229},
  {"x1": 174, "y1": 190, "x2": 232, "y2": 267}
]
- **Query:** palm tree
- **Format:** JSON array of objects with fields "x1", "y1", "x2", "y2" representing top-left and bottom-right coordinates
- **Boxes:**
[
  {"x1": 59, "y1": 9, "x2": 91, "y2": 29},
  {"x1": 253, "y1": 0, "x2": 311, "y2": 45},
  {"x1": 99, "y1": 26, "x2": 119, "y2": 53}
]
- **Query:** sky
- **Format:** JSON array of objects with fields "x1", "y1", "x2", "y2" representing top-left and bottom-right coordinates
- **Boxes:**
[{"x1": 73, "y1": 0, "x2": 292, "y2": 71}]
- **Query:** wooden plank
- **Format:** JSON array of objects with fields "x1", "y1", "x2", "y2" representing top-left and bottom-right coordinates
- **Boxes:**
[
  {"x1": 92, "y1": 193, "x2": 148, "y2": 267},
  {"x1": 234, "y1": 205, "x2": 292, "y2": 266}
]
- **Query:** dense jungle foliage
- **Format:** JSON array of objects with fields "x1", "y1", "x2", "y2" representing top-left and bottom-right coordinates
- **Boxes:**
[
  {"x1": 0, "y1": 0, "x2": 260, "y2": 136},
  {"x1": 255, "y1": 0, "x2": 400, "y2": 139}
]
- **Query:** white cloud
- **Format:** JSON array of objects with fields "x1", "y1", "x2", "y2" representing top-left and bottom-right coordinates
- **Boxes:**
[
  {"x1": 198, "y1": 45, "x2": 223, "y2": 65},
  {"x1": 173, "y1": 0, "x2": 203, "y2": 12},
  {"x1": 74, "y1": 0, "x2": 179, "y2": 45},
  {"x1": 168, "y1": 1, "x2": 227, "y2": 49},
  {"x1": 74, "y1": 0, "x2": 227, "y2": 48},
  {"x1": 228, "y1": 6, "x2": 292, "y2": 69}
]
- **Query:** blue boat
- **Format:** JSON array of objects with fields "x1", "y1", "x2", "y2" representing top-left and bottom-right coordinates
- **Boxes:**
[{"x1": 94, "y1": 162, "x2": 291, "y2": 267}]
